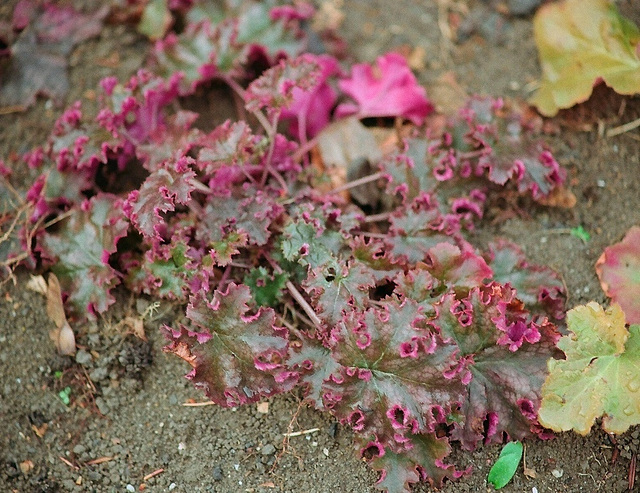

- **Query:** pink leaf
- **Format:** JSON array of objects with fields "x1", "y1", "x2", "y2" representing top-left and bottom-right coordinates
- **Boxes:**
[
  {"x1": 336, "y1": 52, "x2": 433, "y2": 125},
  {"x1": 596, "y1": 226, "x2": 640, "y2": 324}
]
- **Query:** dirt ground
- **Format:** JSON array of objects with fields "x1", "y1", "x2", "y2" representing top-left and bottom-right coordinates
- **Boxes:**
[{"x1": 2, "y1": 1, "x2": 640, "y2": 492}]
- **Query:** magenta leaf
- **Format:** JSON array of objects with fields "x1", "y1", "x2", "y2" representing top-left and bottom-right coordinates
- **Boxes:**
[
  {"x1": 321, "y1": 300, "x2": 466, "y2": 444},
  {"x1": 485, "y1": 239, "x2": 566, "y2": 320},
  {"x1": 0, "y1": 2, "x2": 106, "y2": 108},
  {"x1": 245, "y1": 54, "x2": 320, "y2": 118},
  {"x1": 39, "y1": 194, "x2": 129, "y2": 318},
  {"x1": 596, "y1": 226, "x2": 640, "y2": 324},
  {"x1": 432, "y1": 285, "x2": 561, "y2": 449},
  {"x1": 124, "y1": 157, "x2": 196, "y2": 242},
  {"x1": 359, "y1": 433, "x2": 459, "y2": 492},
  {"x1": 335, "y1": 52, "x2": 433, "y2": 125},
  {"x1": 163, "y1": 283, "x2": 296, "y2": 407},
  {"x1": 281, "y1": 210, "x2": 344, "y2": 269},
  {"x1": 304, "y1": 261, "x2": 377, "y2": 326}
]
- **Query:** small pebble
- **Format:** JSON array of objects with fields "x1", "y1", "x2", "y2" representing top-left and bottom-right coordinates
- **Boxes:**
[
  {"x1": 551, "y1": 468, "x2": 563, "y2": 478},
  {"x1": 212, "y1": 465, "x2": 223, "y2": 481},
  {"x1": 169, "y1": 483, "x2": 177, "y2": 491},
  {"x1": 75, "y1": 349, "x2": 92, "y2": 365},
  {"x1": 126, "y1": 484, "x2": 135, "y2": 492},
  {"x1": 73, "y1": 444, "x2": 86, "y2": 454},
  {"x1": 261, "y1": 444, "x2": 276, "y2": 456}
]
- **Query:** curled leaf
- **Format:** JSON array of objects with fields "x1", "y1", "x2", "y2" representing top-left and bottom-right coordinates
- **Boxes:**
[{"x1": 46, "y1": 273, "x2": 76, "y2": 355}]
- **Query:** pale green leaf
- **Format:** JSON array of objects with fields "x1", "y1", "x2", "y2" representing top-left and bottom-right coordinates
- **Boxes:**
[
  {"x1": 487, "y1": 441, "x2": 523, "y2": 489},
  {"x1": 530, "y1": 0, "x2": 640, "y2": 116},
  {"x1": 538, "y1": 302, "x2": 640, "y2": 434}
]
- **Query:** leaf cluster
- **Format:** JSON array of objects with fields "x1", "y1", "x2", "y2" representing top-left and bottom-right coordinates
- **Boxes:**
[{"x1": 0, "y1": 2, "x2": 572, "y2": 491}]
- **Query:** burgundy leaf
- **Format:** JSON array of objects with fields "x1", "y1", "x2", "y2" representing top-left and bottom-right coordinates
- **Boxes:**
[
  {"x1": 39, "y1": 194, "x2": 129, "y2": 318},
  {"x1": 245, "y1": 54, "x2": 320, "y2": 118},
  {"x1": 485, "y1": 239, "x2": 566, "y2": 321},
  {"x1": 432, "y1": 285, "x2": 561, "y2": 449},
  {"x1": 124, "y1": 157, "x2": 196, "y2": 242},
  {"x1": 321, "y1": 300, "x2": 466, "y2": 445},
  {"x1": 359, "y1": 433, "x2": 461, "y2": 492},
  {"x1": 336, "y1": 52, "x2": 433, "y2": 125},
  {"x1": 0, "y1": 2, "x2": 106, "y2": 108},
  {"x1": 304, "y1": 261, "x2": 377, "y2": 326},
  {"x1": 163, "y1": 283, "x2": 296, "y2": 407}
]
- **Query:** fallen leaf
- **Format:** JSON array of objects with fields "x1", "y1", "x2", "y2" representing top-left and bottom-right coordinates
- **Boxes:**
[
  {"x1": 26, "y1": 274, "x2": 47, "y2": 294},
  {"x1": 138, "y1": 0, "x2": 172, "y2": 41},
  {"x1": 118, "y1": 315, "x2": 147, "y2": 341},
  {"x1": 31, "y1": 423, "x2": 48, "y2": 438},
  {"x1": 539, "y1": 303, "x2": 640, "y2": 435},
  {"x1": 535, "y1": 186, "x2": 577, "y2": 208},
  {"x1": 596, "y1": 226, "x2": 640, "y2": 324},
  {"x1": 530, "y1": 0, "x2": 640, "y2": 116},
  {"x1": 46, "y1": 273, "x2": 76, "y2": 356},
  {"x1": 19, "y1": 460, "x2": 34, "y2": 475}
]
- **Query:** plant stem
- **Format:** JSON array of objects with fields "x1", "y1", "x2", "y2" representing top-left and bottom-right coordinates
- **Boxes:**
[
  {"x1": 328, "y1": 171, "x2": 385, "y2": 195},
  {"x1": 286, "y1": 281, "x2": 323, "y2": 331}
]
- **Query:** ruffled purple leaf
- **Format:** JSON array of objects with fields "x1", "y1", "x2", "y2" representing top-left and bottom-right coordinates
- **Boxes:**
[
  {"x1": 245, "y1": 54, "x2": 321, "y2": 119},
  {"x1": 0, "y1": 2, "x2": 106, "y2": 108},
  {"x1": 359, "y1": 433, "x2": 461, "y2": 492},
  {"x1": 485, "y1": 239, "x2": 566, "y2": 321},
  {"x1": 39, "y1": 194, "x2": 129, "y2": 318},
  {"x1": 123, "y1": 157, "x2": 196, "y2": 243},
  {"x1": 431, "y1": 285, "x2": 561, "y2": 449},
  {"x1": 163, "y1": 283, "x2": 296, "y2": 407},
  {"x1": 321, "y1": 300, "x2": 466, "y2": 444}
]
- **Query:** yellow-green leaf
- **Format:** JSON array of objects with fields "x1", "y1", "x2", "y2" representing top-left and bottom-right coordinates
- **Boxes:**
[
  {"x1": 538, "y1": 303, "x2": 640, "y2": 435},
  {"x1": 530, "y1": 0, "x2": 640, "y2": 116}
]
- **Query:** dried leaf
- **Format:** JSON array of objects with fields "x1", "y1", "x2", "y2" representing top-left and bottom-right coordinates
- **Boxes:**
[
  {"x1": 539, "y1": 303, "x2": 640, "y2": 434},
  {"x1": 26, "y1": 274, "x2": 47, "y2": 294},
  {"x1": 46, "y1": 273, "x2": 76, "y2": 356},
  {"x1": 530, "y1": 0, "x2": 640, "y2": 116},
  {"x1": 596, "y1": 226, "x2": 640, "y2": 324}
]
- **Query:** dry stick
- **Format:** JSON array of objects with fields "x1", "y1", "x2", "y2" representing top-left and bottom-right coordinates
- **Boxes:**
[
  {"x1": 328, "y1": 171, "x2": 385, "y2": 195},
  {"x1": 285, "y1": 281, "x2": 323, "y2": 331},
  {"x1": 362, "y1": 212, "x2": 392, "y2": 223},
  {"x1": 607, "y1": 117, "x2": 640, "y2": 137}
]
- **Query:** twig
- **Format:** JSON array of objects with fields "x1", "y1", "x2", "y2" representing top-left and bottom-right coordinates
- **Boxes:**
[
  {"x1": 362, "y1": 212, "x2": 392, "y2": 223},
  {"x1": 606, "y1": 117, "x2": 640, "y2": 137},
  {"x1": 328, "y1": 171, "x2": 385, "y2": 195},
  {"x1": 286, "y1": 281, "x2": 323, "y2": 331},
  {"x1": 182, "y1": 400, "x2": 215, "y2": 407},
  {"x1": 630, "y1": 451, "x2": 637, "y2": 491},
  {"x1": 282, "y1": 428, "x2": 320, "y2": 438},
  {"x1": 143, "y1": 468, "x2": 165, "y2": 481}
]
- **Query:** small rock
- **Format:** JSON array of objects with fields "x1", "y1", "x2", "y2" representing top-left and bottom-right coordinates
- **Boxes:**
[
  {"x1": 261, "y1": 444, "x2": 276, "y2": 456},
  {"x1": 95, "y1": 397, "x2": 110, "y2": 415},
  {"x1": 75, "y1": 350, "x2": 92, "y2": 366},
  {"x1": 212, "y1": 465, "x2": 223, "y2": 481},
  {"x1": 89, "y1": 367, "x2": 108, "y2": 382},
  {"x1": 126, "y1": 484, "x2": 135, "y2": 492},
  {"x1": 73, "y1": 444, "x2": 86, "y2": 454}
]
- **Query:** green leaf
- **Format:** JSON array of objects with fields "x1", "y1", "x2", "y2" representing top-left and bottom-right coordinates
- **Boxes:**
[
  {"x1": 244, "y1": 267, "x2": 288, "y2": 307},
  {"x1": 531, "y1": 0, "x2": 640, "y2": 116},
  {"x1": 570, "y1": 225, "x2": 590, "y2": 243},
  {"x1": 538, "y1": 302, "x2": 640, "y2": 434},
  {"x1": 138, "y1": 0, "x2": 172, "y2": 41},
  {"x1": 487, "y1": 441, "x2": 523, "y2": 489}
]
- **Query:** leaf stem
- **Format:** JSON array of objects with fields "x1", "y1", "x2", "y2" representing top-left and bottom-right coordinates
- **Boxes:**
[
  {"x1": 285, "y1": 281, "x2": 323, "y2": 331},
  {"x1": 328, "y1": 171, "x2": 385, "y2": 195}
]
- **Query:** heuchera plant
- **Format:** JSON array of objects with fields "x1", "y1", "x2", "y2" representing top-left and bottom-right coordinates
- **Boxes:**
[{"x1": 0, "y1": 2, "x2": 570, "y2": 492}]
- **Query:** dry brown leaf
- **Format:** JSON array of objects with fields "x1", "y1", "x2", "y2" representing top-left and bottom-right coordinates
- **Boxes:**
[
  {"x1": 26, "y1": 274, "x2": 47, "y2": 294},
  {"x1": 118, "y1": 315, "x2": 147, "y2": 341},
  {"x1": 19, "y1": 460, "x2": 34, "y2": 475},
  {"x1": 536, "y1": 186, "x2": 577, "y2": 208},
  {"x1": 47, "y1": 273, "x2": 76, "y2": 355}
]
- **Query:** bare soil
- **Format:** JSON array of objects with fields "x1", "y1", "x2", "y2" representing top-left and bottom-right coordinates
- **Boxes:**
[{"x1": 1, "y1": 1, "x2": 640, "y2": 492}]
